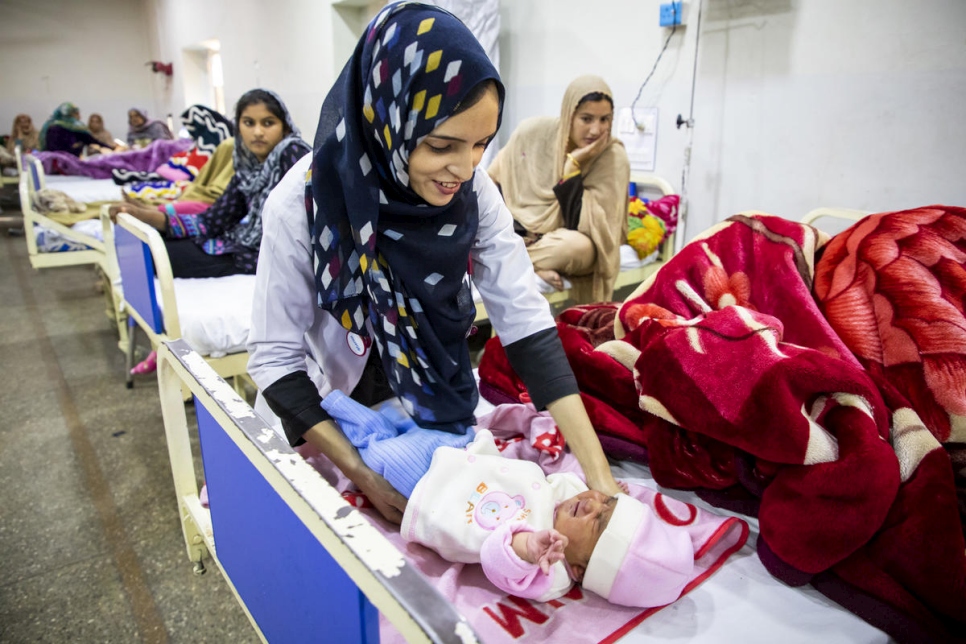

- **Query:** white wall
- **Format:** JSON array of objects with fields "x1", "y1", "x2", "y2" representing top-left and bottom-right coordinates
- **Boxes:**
[
  {"x1": 499, "y1": 0, "x2": 966, "y2": 241},
  {"x1": 4, "y1": 0, "x2": 963, "y2": 244},
  {"x1": 144, "y1": 0, "x2": 389, "y2": 145},
  {"x1": 690, "y1": 0, "x2": 966, "y2": 239},
  {"x1": 0, "y1": 0, "x2": 161, "y2": 141}
]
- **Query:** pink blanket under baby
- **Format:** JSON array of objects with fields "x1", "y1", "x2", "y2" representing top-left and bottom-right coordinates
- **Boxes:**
[{"x1": 298, "y1": 404, "x2": 748, "y2": 643}]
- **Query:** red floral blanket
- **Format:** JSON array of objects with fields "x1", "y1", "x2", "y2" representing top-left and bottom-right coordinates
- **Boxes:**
[{"x1": 479, "y1": 209, "x2": 966, "y2": 643}]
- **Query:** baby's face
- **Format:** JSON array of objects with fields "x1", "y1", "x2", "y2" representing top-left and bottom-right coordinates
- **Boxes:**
[{"x1": 553, "y1": 490, "x2": 617, "y2": 579}]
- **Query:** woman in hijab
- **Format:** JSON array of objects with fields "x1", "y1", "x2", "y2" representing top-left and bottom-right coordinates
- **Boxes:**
[
  {"x1": 39, "y1": 102, "x2": 118, "y2": 156},
  {"x1": 7, "y1": 113, "x2": 40, "y2": 153},
  {"x1": 247, "y1": 3, "x2": 622, "y2": 525},
  {"x1": 86, "y1": 113, "x2": 116, "y2": 152},
  {"x1": 112, "y1": 89, "x2": 310, "y2": 278},
  {"x1": 126, "y1": 108, "x2": 174, "y2": 148},
  {"x1": 113, "y1": 89, "x2": 311, "y2": 376},
  {"x1": 487, "y1": 75, "x2": 630, "y2": 303}
]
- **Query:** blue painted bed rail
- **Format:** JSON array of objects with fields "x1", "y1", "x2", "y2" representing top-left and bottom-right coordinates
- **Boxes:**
[{"x1": 156, "y1": 339, "x2": 479, "y2": 644}]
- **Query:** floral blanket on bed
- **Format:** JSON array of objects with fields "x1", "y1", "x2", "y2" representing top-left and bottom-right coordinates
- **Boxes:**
[{"x1": 478, "y1": 207, "x2": 966, "y2": 643}]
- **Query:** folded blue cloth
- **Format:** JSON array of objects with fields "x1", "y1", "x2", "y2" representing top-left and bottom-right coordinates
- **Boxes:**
[{"x1": 321, "y1": 390, "x2": 474, "y2": 497}]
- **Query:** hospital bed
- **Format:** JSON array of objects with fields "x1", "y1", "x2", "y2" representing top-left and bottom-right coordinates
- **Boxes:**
[
  {"x1": 108, "y1": 211, "x2": 254, "y2": 393},
  {"x1": 474, "y1": 173, "x2": 678, "y2": 325},
  {"x1": 155, "y1": 333, "x2": 894, "y2": 643},
  {"x1": 19, "y1": 154, "x2": 107, "y2": 269},
  {"x1": 1, "y1": 144, "x2": 22, "y2": 186},
  {"x1": 19, "y1": 153, "x2": 128, "y2": 346},
  {"x1": 800, "y1": 206, "x2": 870, "y2": 231}
]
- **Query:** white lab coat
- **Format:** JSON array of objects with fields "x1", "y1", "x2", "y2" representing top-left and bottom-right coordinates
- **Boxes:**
[{"x1": 247, "y1": 154, "x2": 555, "y2": 428}]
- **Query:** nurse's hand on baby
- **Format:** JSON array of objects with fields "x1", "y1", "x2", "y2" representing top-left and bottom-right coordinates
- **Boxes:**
[
  {"x1": 514, "y1": 529, "x2": 569, "y2": 575},
  {"x1": 355, "y1": 466, "x2": 408, "y2": 525}
]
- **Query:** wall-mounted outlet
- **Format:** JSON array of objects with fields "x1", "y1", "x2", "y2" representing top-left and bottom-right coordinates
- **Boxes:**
[{"x1": 659, "y1": 1, "x2": 686, "y2": 27}]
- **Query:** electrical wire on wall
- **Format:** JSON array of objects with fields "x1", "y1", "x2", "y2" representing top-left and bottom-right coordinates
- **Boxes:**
[
  {"x1": 628, "y1": 0, "x2": 705, "y2": 251},
  {"x1": 677, "y1": 0, "x2": 704, "y2": 250},
  {"x1": 629, "y1": 24, "x2": 678, "y2": 131}
]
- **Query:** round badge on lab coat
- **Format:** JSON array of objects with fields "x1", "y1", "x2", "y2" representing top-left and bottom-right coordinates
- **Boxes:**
[{"x1": 346, "y1": 332, "x2": 370, "y2": 356}]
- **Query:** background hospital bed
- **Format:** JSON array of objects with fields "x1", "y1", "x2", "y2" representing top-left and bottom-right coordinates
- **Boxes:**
[
  {"x1": 108, "y1": 210, "x2": 253, "y2": 393},
  {"x1": 19, "y1": 154, "x2": 106, "y2": 270},
  {"x1": 801, "y1": 206, "x2": 870, "y2": 232},
  {"x1": 19, "y1": 153, "x2": 127, "y2": 345},
  {"x1": 1, "y1": 144, "x2": 23, "y2": 187}
]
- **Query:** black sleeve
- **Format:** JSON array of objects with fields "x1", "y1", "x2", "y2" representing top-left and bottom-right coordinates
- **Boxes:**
[
  {"x1": 261, "y1": 350, "x2": 393, "y2": 447},
  {"x1": 261, "y1": 371, "x2": 331, "y2": 447},
  {"x1": 553, "y1": 174, "x2": 584, "y2": 230},
  {"x1": 503, "y1": 327, "x2": 579, "y2": 410}
]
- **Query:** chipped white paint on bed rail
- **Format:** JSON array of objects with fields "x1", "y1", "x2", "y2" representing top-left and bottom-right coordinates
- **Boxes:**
[
  {"x1": 182, "y1": 351, "x2": 256, "y2": 419},
  {"x1": 454, "y1": 620, "x2": 480, "y2": 643},
  {"x1": 177, "y1": 347, "x2": 407, "y2": 576}
]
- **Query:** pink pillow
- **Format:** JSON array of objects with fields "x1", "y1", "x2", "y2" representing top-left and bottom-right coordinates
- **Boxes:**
[
  {"x1": 646, "y1": 194, "x2": 680, "y2": 235},
  {"x1": 155, "y1": 163, "x2": 192, "y2": 182}
]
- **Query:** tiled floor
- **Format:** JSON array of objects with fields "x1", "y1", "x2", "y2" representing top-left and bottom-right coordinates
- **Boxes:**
[{"x1": 0, "y1": 194, "x2": 259, "y2": 643}]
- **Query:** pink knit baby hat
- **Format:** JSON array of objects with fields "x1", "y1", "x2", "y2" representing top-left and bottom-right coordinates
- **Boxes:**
[{"x1": 582, "y1": 494, "x2": 694, "y2": 608}]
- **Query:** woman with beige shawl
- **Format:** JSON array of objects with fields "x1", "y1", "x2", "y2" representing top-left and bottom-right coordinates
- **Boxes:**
[
  {"x1": 487, "y1": 75, "x2": 630, "y2": 303},
  {"x1": 6, "y1": 114, "x2": 40, "y2": 153}
]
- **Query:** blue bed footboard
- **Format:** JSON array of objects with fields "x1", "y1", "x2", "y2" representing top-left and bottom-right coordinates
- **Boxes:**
[{"x1": 156, "y1": 339, "x2": 479, "y2": 643}]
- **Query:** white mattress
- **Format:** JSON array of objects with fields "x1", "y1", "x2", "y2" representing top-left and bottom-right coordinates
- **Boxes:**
[
  {"x1": 620, "y1": 243, "x2": 660, "y2": 271},
  {"x1": 609, "y1": 461, "x2": 891, "y2": 643},
  {"x1": 44, "y1": 175, "x2": 123, "y2": 203},
  {"x1": 150, "y1": 274, "x2": 256, "y2": 358}
]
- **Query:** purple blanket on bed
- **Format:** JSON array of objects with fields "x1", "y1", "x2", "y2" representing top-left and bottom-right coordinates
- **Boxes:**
[{"x1": 35, "y1": 139, "x2": 194, "y2": 179}]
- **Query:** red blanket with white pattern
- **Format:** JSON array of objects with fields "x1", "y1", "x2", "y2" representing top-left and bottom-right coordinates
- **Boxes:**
[{"x1": 478, "y1": 209, "x2": 966, "y2": 643}]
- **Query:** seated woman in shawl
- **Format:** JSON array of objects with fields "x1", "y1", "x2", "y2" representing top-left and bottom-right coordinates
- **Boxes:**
[
  {"x1": 111, "y1": 89, "x2": 309, "y2": 278},
  {"x1": 126, "y1": 108, "x2": 174, "y2": 149},
  {"x1": 486, "y1": 76, "x2": 630, "y2": 303},
  {"x1": 7, "y1": 114, "x2": 40, "y2": 153},
  {"x1": 40, "y1": 103, "x2": 120, "y2": 156},
  {"x1": 113, "y1": 89, "x2": 310, "y2": 374},
  {"x1": 85, "y1": 113, "x2": 121, "y2": 155},
  {"x1": 0, "y1": 113, "x2": 39, "y2": 171}
]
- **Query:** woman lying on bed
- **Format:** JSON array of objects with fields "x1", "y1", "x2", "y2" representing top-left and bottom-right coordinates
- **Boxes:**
[
  {"x1": 113, "y1": 104, "x2": 236, "y2": 203},
  {"x1": 126, "y1": 108, "x2": 173, "y2": 149}
]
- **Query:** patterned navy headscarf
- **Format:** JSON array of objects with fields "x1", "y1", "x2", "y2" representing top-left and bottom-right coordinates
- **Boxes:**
[{"x1": 309, "y1": 2, "x2": 504, "y2": 433}]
